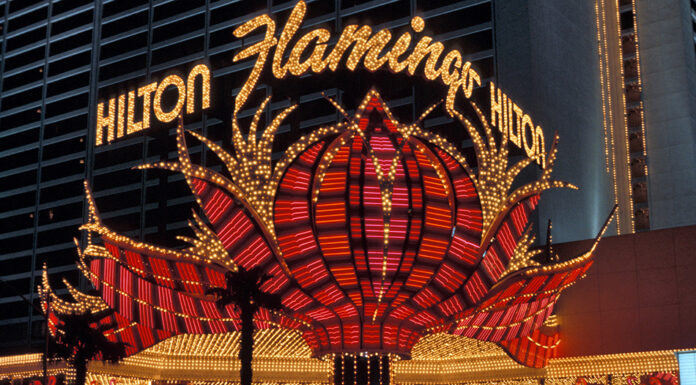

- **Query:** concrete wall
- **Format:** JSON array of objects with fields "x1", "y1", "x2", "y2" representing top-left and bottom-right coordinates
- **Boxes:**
[
  {"x1": 554, "y1": 225, "x2": 696, "y2": 357},
  {"x1": 636, "y1": 0, "x2": 696, "y2": 229},
  {"x1": 495, "y1": 0, "x2": 614, "y2": 243}
]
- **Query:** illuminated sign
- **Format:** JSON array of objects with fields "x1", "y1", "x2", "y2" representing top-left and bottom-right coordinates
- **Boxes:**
[
  {"x1": 230, "y1": 1, "x2": 480, "y2": 116},
  {"x1": 490, "y1": 82, "x2": 545, "y2": 167},
  {"x1": 93, "y1": 1, "x2": 547, "y2": 166},
  {"x1": 95, "y1": 64, "x2": 210, "y2": 146},
  {"x1": 46, "y1": 0, "x2": 620, "y2": 371}
]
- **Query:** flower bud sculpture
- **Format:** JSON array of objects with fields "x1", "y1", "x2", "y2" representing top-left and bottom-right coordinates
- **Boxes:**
[{"x1": 42, "y1": 90, "x2": 613, "y2": 371}]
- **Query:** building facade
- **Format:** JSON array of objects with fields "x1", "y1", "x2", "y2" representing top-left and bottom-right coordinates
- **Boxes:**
[
  {"x1": 592, "y1": 0, "x2": 696, "y2": 234},
  {"x1": 0, "y1": 0, "x2": 695, "y2": 383}
]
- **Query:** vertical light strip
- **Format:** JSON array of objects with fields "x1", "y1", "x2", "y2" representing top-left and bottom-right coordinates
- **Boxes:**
[
  {"x1": 631, "y1": 0, "x2": 649, "y2": 177},
  {"x1": 614, "y1": 0, "x2": 636, "y2": 232},
  {"x1": 598, "y1": 0, "x2": 622, "y2": 233},
  {"x1": 595, "y1": 0, "x2": 611, "y2": 174}
]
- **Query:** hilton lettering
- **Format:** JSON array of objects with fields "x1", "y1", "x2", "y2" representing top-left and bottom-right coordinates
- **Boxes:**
[
  {"x1": 95, "y1": 64, "x2": 211, "y2": 146},
  {"x1": 93, "y1": 1, "x2": 546, "y2": 167},
  {"x1": 490, "y1": 82, "x2": 546, "y2": 168}
]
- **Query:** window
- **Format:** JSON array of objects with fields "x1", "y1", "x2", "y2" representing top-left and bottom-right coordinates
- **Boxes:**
[{"x1": 678, "y1": 351, "x2": 696, "y2": 385}]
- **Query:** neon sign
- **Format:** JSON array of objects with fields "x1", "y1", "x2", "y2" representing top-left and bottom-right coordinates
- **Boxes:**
[
  {"x1": 490, "y1": 82, "x2": 546, "y2": 167},
  {"x1": 94, "y1": 1, "x2": 547, "y2": 159},
  {"x1": 95, "y1": 64, "x2": 211, "y2": 146},
  {"x1": 231, "y1": 1, "x2": 480, "y2": 116}
]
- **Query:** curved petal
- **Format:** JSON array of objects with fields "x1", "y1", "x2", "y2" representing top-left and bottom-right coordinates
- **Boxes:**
[
  {"x1": 498, "y1": 326, "x2": 560, "y2": 368},
  {"x1": 41, "y1": 270, "x2": 174, "y2": 358}
]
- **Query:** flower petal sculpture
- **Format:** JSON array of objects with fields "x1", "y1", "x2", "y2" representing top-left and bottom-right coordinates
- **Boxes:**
[{"x1": 42, "y1": 89, "x2": 613, "y2": 370}]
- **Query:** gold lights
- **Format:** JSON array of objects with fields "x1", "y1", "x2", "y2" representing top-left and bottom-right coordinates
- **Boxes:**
[
  {"x1": 595, "y1": 0, "x2": 648, "y2": 234},
  {"x1": 81, "y1": 180, "x2": 231, "y2": 269},
  {"x1": 69, "y1": 332, "x2": 685, "y2": 385},
  {"x1": 4, "y1": 320, "x2": 686, "y2": 385},
  {"x1": 144, "y1": 95, "x2": 298, "y2": 237},
  {"x1": 153, "y1": 74, "x2": 186, "y2": 123},
  {"x1": 176, "y1": 211, "x2": 231, "y2": 269},
  {"x1": 489, "y1": 82, "x2": 546, "y2": 168},
  {"x1": 232, "y1": 0, "x2": 481, "y2": 122},
  {"x1": 39, "y1": 262, "x2": 110, "y2": 320},
  {"x1": 449, "y1": 100, "x2": 576, "y2": 242},
  {"x1": 85, "y1": 331, "x2": 329, "y2": 384},
  {"x1": 500, "y1": 227, "x2": 542, "y2": 278},
  {"x1": 612, "y1": 0, "x2": 634, "y2": 233},
  {"x1": 145, "y1": 0, "x2": 576, "y2": 279},
  {"x1": 95, "y1": 64, "x2": 211, "y2": 146},
  {"x1": 0, "y1": 353, "x2": 68, "y2": 383}
]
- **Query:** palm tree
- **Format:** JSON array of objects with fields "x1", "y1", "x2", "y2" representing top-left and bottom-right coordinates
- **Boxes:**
[
  {"x1": 208, "y1": 266, "x2": 283, "y2": 385},
  {"x1": 49, "y1": 309, "x2": 127, "y2": 385}
]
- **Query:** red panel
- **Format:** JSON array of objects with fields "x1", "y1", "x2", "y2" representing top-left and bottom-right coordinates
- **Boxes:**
[
  {"x1": 86, "y1": 251, "x2": 316, "y2": 335},
  {"x1": 499, "y1": 327, "x2": 559, "y2": 368},
  {"x1": 448, "y1": 235, "x2": 479, "y2": 266}
]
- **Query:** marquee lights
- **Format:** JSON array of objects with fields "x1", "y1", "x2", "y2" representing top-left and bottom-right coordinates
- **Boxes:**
[
  {"x1": 0, "y1": 343, "x2": 686, "y2": 385},
  {"x1": 611, "y1": 0, "x2": 634, "y2": 233}
]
